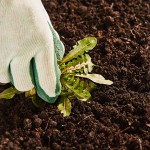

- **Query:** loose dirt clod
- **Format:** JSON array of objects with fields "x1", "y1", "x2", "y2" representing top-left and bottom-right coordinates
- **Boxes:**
[{"x1": 34, "y1": 118, "x2": 42, "y2": 128}]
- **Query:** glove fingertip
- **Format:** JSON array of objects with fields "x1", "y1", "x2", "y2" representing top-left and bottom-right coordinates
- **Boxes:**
[{"x1": 32, "y1": 55, "x2": 61, "y2": 103}]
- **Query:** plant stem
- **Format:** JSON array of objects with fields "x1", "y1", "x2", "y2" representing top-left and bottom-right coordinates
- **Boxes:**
[{"x1": 61, "y1": 62, "x2": 87, "y2": 74}]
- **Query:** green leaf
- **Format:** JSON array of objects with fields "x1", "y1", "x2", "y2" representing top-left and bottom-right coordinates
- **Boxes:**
[
  {"x1": 61, "y1": 54, "x2": 95, "y2": 74},
  {"x1": 82, "y1": 80, "x2": 96, "y2": 91},
  {"x1": 25, "y1": 88, "x2": 36, "y2": 98},
  {"x1": 57, "y1": 97, "x2": 72, "y2": 117},
  {"x1": 79, "y1": 80, "x2": 85, "y2": 89},
  {"x1": 60, "y1": 37, "x2": 97, "y2": 64},
  {"x1": 75, "y1": 74, "x2": 113, "y2": 85},
  {"x1": 74, "y1": 88, "x2": 91, "y2": 101},
  {"x1": 85, "y1": 54, "x2": 95, "y2": 73},
  {"x1": 72, "y1": 77, "x2": 80, "y2": 89},
  {"x1": 32, "y1": 96, "x2": 46, "y2": 108},
  {"x1": 15, "y1": 90, "x2": 23, "y2": 95},
  {"x1": 0, "y1": 87, "x2": 21, "y2": 99},
  {"x1": 0, "y1": 83, "x2": 7, "y2": 85},
  {"x1": 88, "y1": 81, "x2": 97, "y2": 91},
  {"x1": 69, "y1": 75, "x2": 75, "y2": 83},
  {"x1": 61, "y1": 78, "x2": 91, "y2": 101}
]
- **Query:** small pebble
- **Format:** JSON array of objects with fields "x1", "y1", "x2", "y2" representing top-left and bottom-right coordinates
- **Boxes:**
[
  {"x1": 49, "y1": 119, "x2": 57, "y2": 127},
  {"x1": 88, "y1": 131, "x2": 95, "y2": 139},
  {"x1": 24, "y1": 119, "x2": 32, "y2": 129},
  {"x1": 49, "y1": 1, "x2": 57, "y2": 10},
  {"x1": 5, "y1": 131, "x2": 10, "y2": 137},
  {"x1": 32, "y1": 131, "x2": 41, "y2": 138},
  {"x1": 3, "y1": 138, "x2": 9, "y2": 144},
  {"x1": 19, "y1": 137, "x2": 24, "y2": 141},
  {"x1": 39, "y1": 111, "x2": 48, "y2": 120},
  {"x1": 8, "y1": 142, "x2": 14, "y2": 149},
  {"x1": 52, "y1": 142, "x2": 61, "y2": 150},
  {"x1": 78, "y1": 5, "x2": 88, "y2": 14},
  {"x1": 25, "y1": 130, "x2": 30, "y2": 135},
  {"x1": 146, "y1": 70, "x2": 150, "y2": 81},
  {"x1": 33, "y1": 115, "x2": 39, "y2": 120},
  {"x1": 86, "y1": 144, "x2": 94, "y2": 150},
  {"x1": 126, "y1": 104, "x2": 134, "y2": 113},
  {"x1": 34, "y1": 118, "x2": 42, "y2": 128},
  {"x1": 104, "y1": 16, "x2": 114, "y2": 26},
  {"x1": 126, "y1": 137, "x2": 142, "y2": 150}
]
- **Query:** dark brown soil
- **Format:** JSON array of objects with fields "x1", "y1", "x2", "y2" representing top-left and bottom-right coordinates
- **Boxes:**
[{"x1": 0, "y1": 0, "x2": 150, "y2": 149}]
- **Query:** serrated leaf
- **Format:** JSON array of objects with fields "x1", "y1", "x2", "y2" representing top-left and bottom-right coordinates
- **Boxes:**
[
  {"x1": 75, "y1": 74, "x2": 113, "y2": 85},
  {"x1": 62, "y1": 54, "x2": 95, "y2": 74},
  {"x1": 0, "y1": 87, "x2": 20, "y2": 99},
  {"x1": 32, "y1": 96, "x2": 46, "y2": 108},
  {"x1": 60, "y1": 37, "x2": 97, "y2": 64},
  {"x1": 58, "y1": 97, "x2": 71, "y2": 117}
]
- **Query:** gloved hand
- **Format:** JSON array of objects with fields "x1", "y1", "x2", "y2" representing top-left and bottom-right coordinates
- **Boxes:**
[{"x1": 0, "y1": 0, "x2": 65, "y2": 103}]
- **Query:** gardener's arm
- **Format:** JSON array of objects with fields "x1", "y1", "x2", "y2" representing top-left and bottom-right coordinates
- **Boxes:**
[{"x1": 0, "y1": 0, "x2": 65, "y2": 103}]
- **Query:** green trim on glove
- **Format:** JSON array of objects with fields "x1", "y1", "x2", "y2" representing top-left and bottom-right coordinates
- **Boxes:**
[
  {"x1": 33, "y1": 54, "x2": 61, "y2": 103},
  {"x1": 33, "y1": 22, "x2": 64, "y2": 103},
  {"x1": 48, "y1": 22, "x2": 65, "y2": 60}
]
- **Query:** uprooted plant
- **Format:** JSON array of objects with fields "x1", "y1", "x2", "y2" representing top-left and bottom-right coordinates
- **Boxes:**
[{"x1": 0, "y1": 37, "x2": 113, "y2": 116}]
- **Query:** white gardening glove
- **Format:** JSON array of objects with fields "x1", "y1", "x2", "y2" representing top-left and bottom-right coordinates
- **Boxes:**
[{"x1": 0, "y1": 0, "x2": 65, "y2": 103}]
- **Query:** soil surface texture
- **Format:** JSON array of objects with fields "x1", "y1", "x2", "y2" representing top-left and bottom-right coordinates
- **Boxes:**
[{"x1": 0, "y1": 0, "x2": 150, "y2": 149}]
